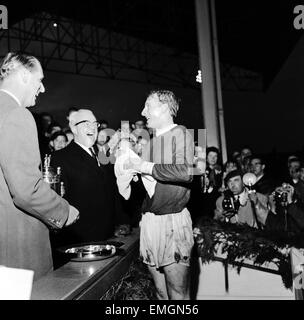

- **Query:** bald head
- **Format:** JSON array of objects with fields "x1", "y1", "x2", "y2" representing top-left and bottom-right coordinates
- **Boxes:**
[
  {"x1": 69, "y1": 109, "x2": 95, "y2": 127},
  {"x1": 69, "y1": 109, "x2": 99, "y2": 148}
]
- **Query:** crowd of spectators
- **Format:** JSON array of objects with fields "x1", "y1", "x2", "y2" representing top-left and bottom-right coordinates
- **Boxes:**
[
  {"x1": 190, "y1": 144, "x2": 304, "y2": 233},
  {"x1": 32, "y1": 108, "x2": 304, "y2": 234}
]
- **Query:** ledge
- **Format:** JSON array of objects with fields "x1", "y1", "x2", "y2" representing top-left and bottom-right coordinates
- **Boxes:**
[{"x1": 31, "y1": 228, "x2": 139, "y2": 300}]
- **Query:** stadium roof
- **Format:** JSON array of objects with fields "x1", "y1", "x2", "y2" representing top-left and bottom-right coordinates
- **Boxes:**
[{"x1": 5, "y1": 0, "x2": 302, "y2": 88}]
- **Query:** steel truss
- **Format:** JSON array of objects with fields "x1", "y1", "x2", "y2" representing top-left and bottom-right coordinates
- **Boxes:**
[
  {"x1": 0, "y1": 12, "x2": 199, "y2": 89},
  {"x1": 0, "y1": 11, "x2": 262, "y2": 91}
]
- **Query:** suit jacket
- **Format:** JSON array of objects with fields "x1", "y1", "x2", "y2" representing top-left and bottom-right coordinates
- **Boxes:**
[
  {"x1": 254, "y1": 174, "x2": 276, "y2": 196},
  {"x1": 50, "y1": 141, "x2": 116, "y2": 246},
  {"x1": 292, "y1": 180, "x2": 304, "y2": 205},
  {"x1": 265, "y1": 202, "x2": 304, "y2": 233},
  {"x1": 0, "y1": 91, "x2": 70, "y2": 280},
  {"x1": 214, "y1": 190, "x2": 269, "y2": 228}
]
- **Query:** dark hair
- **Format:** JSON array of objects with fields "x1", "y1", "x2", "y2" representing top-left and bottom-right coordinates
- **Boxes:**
[
  {"x1": 288, "y1": 155, "x2": 300, "y2": 165},
  {"x1": 206, "y1": 146, "x2": 222, "y2": 166},
  {"x1": 98, "y1": 128, "x2": 111, "y2": 143},
  {"x1": 224, "y1": 169, "x2": 243, "y2": 185},
  {"x1": 99, "y1": 119, "x2": 109, "y2": 125},
  {"x1": 241, "y1": 145, "x2": 252, "y2": 152},
  {"x1": 50, "y1": 131, "x2": 67, "y2": 142},
  {"x1": 249, "y1": 154, "x2": 266, "y2": 166},
  {"x1": 40, "y1": 112, "x2": 53, "y2": 120},
  {"x1": 66, "y1": 107, "x2": 79, "y2": 117},
  {"x1": 207, "y1": 146, "x2": 220, "y2": 156},
  {"x1": 62, "y1": 127, "x2": 72, "y2": 134},
  {"x1": 223, "y1": 159, "x2": 239, "y2": 172},
  {"x1": 46, "y1": 122, "x2": 62, "y2": 135},
  {"x1": 288, "y1": 157, "x2": 301, "y2": 166}
]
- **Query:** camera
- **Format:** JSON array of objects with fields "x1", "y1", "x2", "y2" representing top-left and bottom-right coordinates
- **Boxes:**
[
  {"x1": 273, "y1": 183, "x2": 292, "y2": 207},
  {"x1": 222, "y1": 190, "x2": 240, "y2": 220}
]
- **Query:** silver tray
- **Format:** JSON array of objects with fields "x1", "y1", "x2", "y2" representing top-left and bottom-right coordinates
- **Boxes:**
[{"x1": 63, "y1": 244, "x2": 116, "y2": 262}]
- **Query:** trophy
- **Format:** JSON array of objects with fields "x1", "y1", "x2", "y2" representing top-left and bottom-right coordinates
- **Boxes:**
[{"x1": 42, "y1": 154, "x2": 65, "y2": 197}]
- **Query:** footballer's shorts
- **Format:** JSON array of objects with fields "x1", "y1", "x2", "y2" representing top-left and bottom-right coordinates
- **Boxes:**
[{"x1": 139, "y1": 208, "x2": 194, "y2": 269}]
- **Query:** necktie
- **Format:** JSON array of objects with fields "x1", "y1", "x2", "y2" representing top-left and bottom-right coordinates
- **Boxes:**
[
  {"x1": 89, "y1": 147, "x2": 101, "y2": 167},
  {"x1": 234, "y1": 195, "x2": 240, "y2": 211}
]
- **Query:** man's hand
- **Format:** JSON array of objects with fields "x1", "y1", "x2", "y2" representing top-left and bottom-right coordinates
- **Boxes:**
[
  {"x1": 223, "y1": 210, "x2": 236, "y2": 219},
  {"x1": 65, "y1": 205, "x2": 79, "y2": 226},
  {"x1": 275, "y1": 183, "x2": 295, "y2": 204},
  {"x1": 286, "y1": 185, "x2": 295, "y2": 204},
  {"x1": 268, "y1": 193, "x2": 277, "y2": 213},
  {"x1": 248, "y1": 190, "x2": 258, "y2": 205},
  {"x1": 123, "y1": 157, "x2": 143, "y2": 172}
]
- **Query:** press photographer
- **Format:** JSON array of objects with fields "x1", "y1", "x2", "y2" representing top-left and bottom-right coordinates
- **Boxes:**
[
  {"x1": 265, "y1": 182, "x2": 304, "y2": 233},
  {"x1": 214, "y1": 169, "x2": 269, "y2": 229}
]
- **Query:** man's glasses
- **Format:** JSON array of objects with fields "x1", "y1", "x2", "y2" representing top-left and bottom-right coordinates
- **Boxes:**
[
  {"x1": 75, "y1": 120, "x2": 100, "y2": 129},
  {"x1": 250, "y1": 162, "x2": 261, "y2": 167}
]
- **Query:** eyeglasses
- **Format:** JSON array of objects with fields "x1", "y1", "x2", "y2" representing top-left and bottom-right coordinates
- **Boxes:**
[
  {"x1": 251, "y1": 162, "x2": 261, "y2": 166},
  {"x1": 75, "y1": 120, "x2": 100, "y2": 129}
]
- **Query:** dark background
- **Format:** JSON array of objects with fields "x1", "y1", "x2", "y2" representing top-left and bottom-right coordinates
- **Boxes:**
[{"x1": 2, "y1": 0, "x2": 304, "y2": 156}]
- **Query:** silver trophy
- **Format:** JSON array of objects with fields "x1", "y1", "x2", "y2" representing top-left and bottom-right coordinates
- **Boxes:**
[{"x1": 42, "y1": 154, "x2": 65, "y2": 197}]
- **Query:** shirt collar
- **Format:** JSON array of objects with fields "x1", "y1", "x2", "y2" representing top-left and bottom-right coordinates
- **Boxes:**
[
  {"x1": 255, "y1": 174, "x2": 264, "y2": 183},
  {"x1": 235, "y1": 189, "x2": 248, "y2": 206},
  {"x1": 156, "y1": 124, "x2": 177, "y2": 137},
  {"x1": 0, "y1": 89, "x2": 22, "y2": 107},
  {"x1": 75, "y1": 141, "x2": 93, "y2": 156}
]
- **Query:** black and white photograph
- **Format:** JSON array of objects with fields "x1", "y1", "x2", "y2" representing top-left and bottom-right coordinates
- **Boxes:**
[{"x1": 0, "y1": 0, "x2": 304, "y2": 306}]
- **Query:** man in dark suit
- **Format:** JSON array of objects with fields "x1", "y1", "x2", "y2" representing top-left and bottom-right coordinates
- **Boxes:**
[
  {"x1": 50, "y1": 109, "x2": 118, "y2": 254},
  {"x1": 266, "y1": 183, "x2": 304, "y2": 233},
  {"x1": 96, "y1": 128, "x2": 114, "y2": 165},
  {"x1": 0, "y1": 52, "x2": 79, "y2": 280},
  {"x1": 286, "y1": 158, "x2": 304, "y2": 204},
  {"x1": 249, "y1": 155, "x2": 276, "y2": 196}
]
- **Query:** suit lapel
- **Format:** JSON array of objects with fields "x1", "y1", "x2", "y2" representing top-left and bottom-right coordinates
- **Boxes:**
[{"x1": 70, "y1": 142, "x2": 104, "y2": 171}]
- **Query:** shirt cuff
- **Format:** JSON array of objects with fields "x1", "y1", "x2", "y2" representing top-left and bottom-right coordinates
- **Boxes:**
[{"x1": 140, "y1": 161, "x2": 155, "y2": 175}]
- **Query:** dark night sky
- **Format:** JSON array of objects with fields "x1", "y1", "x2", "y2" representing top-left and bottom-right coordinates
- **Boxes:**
[{"x1": 2, "y1": 0, "x2": 304, "y2": 155}]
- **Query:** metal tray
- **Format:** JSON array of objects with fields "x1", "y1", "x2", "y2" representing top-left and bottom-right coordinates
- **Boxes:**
[{"x1": 61, "y1": 244, "x2": 116, "y2": 262}]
